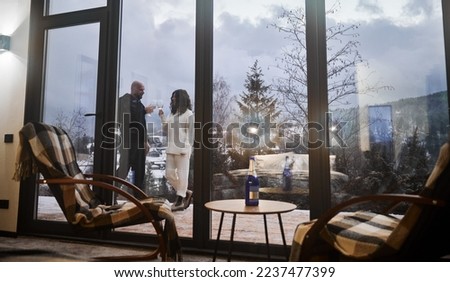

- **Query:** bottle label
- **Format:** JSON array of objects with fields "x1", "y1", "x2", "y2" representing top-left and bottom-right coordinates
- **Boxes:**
[
  {"x1": 247, "y1": 184, "x2": 259, "y2": 205},
  {"x1": 249, "y1": 187, "x2": 259, "y2": 200}
]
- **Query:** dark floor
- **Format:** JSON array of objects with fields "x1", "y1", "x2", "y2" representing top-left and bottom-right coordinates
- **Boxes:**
[
  {"x1": 3, "y1": 197, "x2": 309, "y2": 262},
  {"x1": 0, "y1": 235, "x2": 246, "y2": 262}
]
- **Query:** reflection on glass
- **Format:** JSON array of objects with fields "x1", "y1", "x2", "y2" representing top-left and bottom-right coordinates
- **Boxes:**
[
  {"x1": 212, "y1": 0, "x2": 307, "y2": 244},
  {"x1": 212, "y1": 0, "x2": 449, "y2": 244},
  {"x1": 38, "y1": 23, "x2": 99, "y2": 221},
  {"x1": 47, "y1": 0, "x2": 106, "y2": 15},
  {"x1": 325, "y1": 0, "x2": 448, "y2": 212}
]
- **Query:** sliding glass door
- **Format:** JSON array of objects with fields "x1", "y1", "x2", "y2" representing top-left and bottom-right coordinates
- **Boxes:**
[
  {"x1": 20, "y1": 1, "x2": 119, "y2": 237},
  {"x1": 37, "y1": 23, "x2": 100, "y2": 222},
  {"x1": 113, "y1": 0, "x2": 196, "y2": 238}
]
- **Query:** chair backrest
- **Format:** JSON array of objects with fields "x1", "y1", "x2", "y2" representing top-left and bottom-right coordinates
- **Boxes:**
[
  {"x1": 397, "y1": 142, "x2": 450, "y2": 260},
  {"x1": 15, "y1": 122, "x2": 101, "y2": 224}
]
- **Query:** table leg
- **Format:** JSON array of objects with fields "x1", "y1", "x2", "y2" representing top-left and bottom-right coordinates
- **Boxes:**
[
  {"x1": 227, "y1": 213, "x2": 237, "y2": 262},
  {"x1": 213, "y1": 212, "x2": 225, "y2": 262},
  {"x1": 277, "y1": 213, "x2": 289, "y2": 260},
  {"x1": 263, "y1": 214, "x2": 271, "y2": 261}
]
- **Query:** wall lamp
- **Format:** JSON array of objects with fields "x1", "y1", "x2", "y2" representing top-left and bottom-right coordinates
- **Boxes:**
[{"x1": 0, "y1": 35, "x2": 11, "y2": 51}]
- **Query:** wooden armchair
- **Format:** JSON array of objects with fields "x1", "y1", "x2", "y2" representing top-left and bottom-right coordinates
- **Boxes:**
[
  {"x1": 14, "y1": 122, "x2": 182, "y2": 261},
  {"x1": 290, "y1": 142, "x2": 450, "y2": 261}
]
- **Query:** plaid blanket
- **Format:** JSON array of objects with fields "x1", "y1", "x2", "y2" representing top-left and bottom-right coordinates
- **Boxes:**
[
  {"x1": 13, "y1": 122, "x2": 181, "y2": 261},
  {"x1": 289, "y1": 211, "x2": 403, "y2": 261},
  {"x1": 290, "y1": 142, "x2": 450, "y2": 261}
]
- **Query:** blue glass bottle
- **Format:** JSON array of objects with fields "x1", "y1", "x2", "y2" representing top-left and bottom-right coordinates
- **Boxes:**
[{"x1": 245, "y1": 156, "x2": 259, "y2": 206}]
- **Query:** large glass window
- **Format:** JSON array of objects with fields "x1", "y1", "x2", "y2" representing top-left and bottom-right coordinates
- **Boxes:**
[
  {"x1": 212, "y1": 0, "x2": 309, "y2": 244},
  {"x1": 115, "y1": 0, "x2": 196, "y2": 238},
  {"x1": 325, "y1": 0, "x2": 448, "y2": 211},
  {"x1": 38, "y1": 23, "x2": 100, "y2": 221}
]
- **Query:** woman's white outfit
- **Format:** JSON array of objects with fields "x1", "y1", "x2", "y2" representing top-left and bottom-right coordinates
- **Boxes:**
[{"x1": 160, "y1": 110, "x2": 194, "y2": 198}]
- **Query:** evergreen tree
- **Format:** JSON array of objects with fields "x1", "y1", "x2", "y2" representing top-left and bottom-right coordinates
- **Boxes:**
[
  {"x1": 227, "y1": 60, "x2": 280, "y2": 167},
  {"x1": 237, "y1": 60, "x2": 281, "y2": 124},
  {"x1": 395, "y1": 127, "x2": 430, "y2": 193}
]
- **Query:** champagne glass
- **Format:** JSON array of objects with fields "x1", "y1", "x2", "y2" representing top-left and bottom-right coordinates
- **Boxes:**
[{"x1": 154, "y1": 99, "x2": 164, "y2": 116}]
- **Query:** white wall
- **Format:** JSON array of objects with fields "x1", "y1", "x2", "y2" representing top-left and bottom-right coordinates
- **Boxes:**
[{"x1": 0, "y1": 0, "x2": 30, "y2": 233}]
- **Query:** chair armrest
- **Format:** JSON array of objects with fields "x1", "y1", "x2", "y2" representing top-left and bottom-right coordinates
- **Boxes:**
[
  {"x1": 299, "y1": 193, "x2": 445, "y2": 261},
  {"x1": 37, "y1": 177, "x2": 162, "y2": 229},
  {"x1": 83, "y1": 173, "x2": 148, "y2": 199}
]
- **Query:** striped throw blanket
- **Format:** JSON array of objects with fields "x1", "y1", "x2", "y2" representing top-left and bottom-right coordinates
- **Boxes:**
[{"x1": 13, "y1": 122, "x2": 181, "y2": 261}]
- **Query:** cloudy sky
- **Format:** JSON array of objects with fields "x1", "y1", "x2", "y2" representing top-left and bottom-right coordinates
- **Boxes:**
[
  {"x1": 118, "y1": 0, "x2": 446, "y2": 111},
  {"x1": 44, "y1": 0, "x2": 447, "y2": 127}
]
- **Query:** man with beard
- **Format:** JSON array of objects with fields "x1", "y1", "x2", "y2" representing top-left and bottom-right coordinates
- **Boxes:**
[{"x1": 116, "y1": 81, "x2": 155, "y2": 196}]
